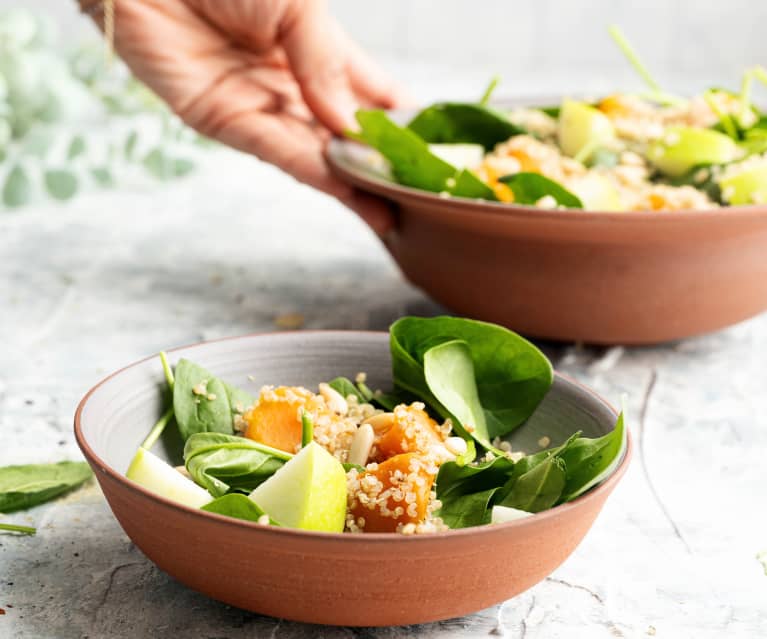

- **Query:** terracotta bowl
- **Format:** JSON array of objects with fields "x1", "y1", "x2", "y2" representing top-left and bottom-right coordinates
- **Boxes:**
[
  {"x1": 74, "y1": 331, "x2": 631, "y2": 626},
  {"x1": 327, "y1": 122, "x2": 767, "y2": 345}
]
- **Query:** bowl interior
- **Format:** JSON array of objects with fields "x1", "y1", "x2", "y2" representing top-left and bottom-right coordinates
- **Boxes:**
[{"x1": 79, "y1": 331, "x2": 617, "y2": 476}]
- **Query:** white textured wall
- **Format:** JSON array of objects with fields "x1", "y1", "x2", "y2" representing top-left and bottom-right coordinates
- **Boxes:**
[{"x1": 21, "y1": 0, "x2": 767, "y2": 98}]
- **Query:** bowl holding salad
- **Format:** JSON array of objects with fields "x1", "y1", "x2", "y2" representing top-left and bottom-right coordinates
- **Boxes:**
[
  {"x1": 328, "y1": 28, "x2": 767, "y2": 344},
  {"x1": 75, "y1": 317, "x2": 630, "y2": 626}
]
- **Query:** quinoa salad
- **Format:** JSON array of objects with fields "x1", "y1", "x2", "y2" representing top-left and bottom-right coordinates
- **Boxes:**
[
  {"x1": 351, "y1": 28, "x2": 767, "y2": 213},
  {"x1": 126, "y1": 317, "x2": 626, "y2": 535}
]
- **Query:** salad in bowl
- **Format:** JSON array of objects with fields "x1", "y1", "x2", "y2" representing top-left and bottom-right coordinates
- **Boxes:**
[
  {"x1": 126, "y1": 317, "x2": 626, "y2": 535},
  {"x1": 348, "y1": 27, "x2": 767, "y2": 212}
]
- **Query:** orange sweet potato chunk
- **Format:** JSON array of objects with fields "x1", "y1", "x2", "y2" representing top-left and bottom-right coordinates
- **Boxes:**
[
  {"x1": 375, "y1": 404, "x2": 444, "y2": 461},
  {"x1": 349, "y1": 453, "x2": 437, "y2": 533},
  {"x1": 243, "y1": 386, "x2": 318, "y2": 453}
]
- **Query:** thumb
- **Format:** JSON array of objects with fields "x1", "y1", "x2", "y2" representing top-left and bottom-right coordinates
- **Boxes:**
[{"x1": 281, "y1": 2, "x2": 358, "y2": 134}]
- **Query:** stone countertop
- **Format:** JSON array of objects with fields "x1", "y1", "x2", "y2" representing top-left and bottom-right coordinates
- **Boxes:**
[{"x1": 1, "y1": 145, "x2": 766, "y2": 639}]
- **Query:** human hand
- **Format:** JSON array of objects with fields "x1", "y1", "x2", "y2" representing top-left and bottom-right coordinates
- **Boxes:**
[{"x1": 86, "y1": 0, "x2": 409, "y2": 235}]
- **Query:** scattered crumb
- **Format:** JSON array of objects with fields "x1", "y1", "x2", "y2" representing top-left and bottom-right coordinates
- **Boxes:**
[
  {"x1": 647, "y1": 626, "x2": 656, "y2": 636},
  {"x1": 537, "y1": 436, "x2": 551, "y2": 448},
  {"x1": 274, "y1": 313, "x2": 305, "y2": 330},
  {"x1": 209, "y1": 273, "x2": 223, "y2": 286}
]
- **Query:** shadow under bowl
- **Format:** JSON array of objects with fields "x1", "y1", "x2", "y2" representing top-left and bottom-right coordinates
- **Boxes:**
[
  {"x1": 75, "y1": 331, "x2": 630, "y2": 626},
  {"x1": 327, "y1": 125, "x2": 767, "y2": 345}
]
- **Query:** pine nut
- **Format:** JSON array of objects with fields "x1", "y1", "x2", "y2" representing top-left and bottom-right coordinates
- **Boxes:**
[
  {"x1": 348, "y1": 423, "x2": 375, "y2": 466},
  {"x1": 444, "y1": 437, "x2": 468, "y2": 456},
  {"x1": 362, "y1": 412, "x2": 395, "y2": 433},
  {"x1": 318, "y1": 382, "x2": 348, "y2": 415}
]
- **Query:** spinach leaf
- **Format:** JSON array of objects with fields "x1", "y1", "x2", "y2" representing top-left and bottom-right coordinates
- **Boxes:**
[
  {"x1": 173, "y1": 359, "x2": 255, "y2": 441},
  {"x1": 184, "y1": 433, "x2": 290, "y2": 497},
  {"x1": 0, "y1": 462, "x2": 92, "y2": 513},
  {"x1": 438, "y1": 487, "x2": 502, "y2": 528},
  {"x1": 499, "y1": 172, "x2": 584, "y2": 208},
  {"x1": 435, "y1": 455, "x2": 516, "y2": 528},
  {"x1": 559, "y1": 412, "x2": 626, "y2": 501},
  {"x1": 407, "y1": 103, "x2": 525, "y2": 150},
  {"x1": 423, "y1": 339, "x2": 489, "y2": 444},
  {"x1": 355, "y1": 110, "x2": 456, "y2": 192},
  {"x1": 498, "y1": 456, "x2": 566, "y2": 513},
  {"x1": 201, "y1": 493, "x2": 278, "y2": 525},
  {"x1": 390, "y1": 316, "x2": 553, "y2": 441},
  {"x1": 328, "y1": 376, "x2": 411, "y2": 412},
  {"x1": 450, "y1": 169, "x2": 497, "y2": 200},
  {"x1": 328, "y1": 377, "x2": 367, "y2": 404},
  {"x1": 539, "y1": 105, "x2": 561, "y2": 118}
]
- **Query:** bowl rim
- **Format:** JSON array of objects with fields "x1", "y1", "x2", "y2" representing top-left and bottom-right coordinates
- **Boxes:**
[
  {"x1": 326, "y1": 125, "x2": 767, "y2": 222},
  {"x1": 74, "y1": 329, "x2": 633, "y2": 543}
]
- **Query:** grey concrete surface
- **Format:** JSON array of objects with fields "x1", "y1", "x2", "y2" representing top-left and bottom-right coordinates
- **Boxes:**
[{"x1": 1, "y1": 143, "x2": 766, "y2": 638}]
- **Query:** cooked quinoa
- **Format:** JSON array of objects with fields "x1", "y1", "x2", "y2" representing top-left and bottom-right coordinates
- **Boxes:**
[{"x1": 240, "y1": 377, "x2": 467, "y2": 534}]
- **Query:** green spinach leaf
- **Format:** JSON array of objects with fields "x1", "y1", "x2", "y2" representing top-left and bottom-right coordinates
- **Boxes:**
[
  {"x1": 423, "y1": 339, "x2": 489, "y2": 444},
  {"x1": 355, "y1": 110, "x2": 456, "y2": 192},
  {"x1": 0, "y1": 462, "x2": 92, "y2": 513},
  {"x1": 184, "y1": 433, "x2": 291, "y2": 497},
  {"x1": 408, "y1": 103, "x2": 525, "y2": 150},
  {"x1": 450, "y1": 169, "x2": 497, "y2": 200},
  {"x1": 438, "y1": 487, "x2": 502, "y2": 528},
  {"x1": 173, "y1": 359, "x2": 255, "y2": 441},
  {"x1": 558, "y1": 412, "x2": 626, "y2": 501},
  {"x1": 201, "y1": 493, "x2": 278, "y2": 525},
  {"x1": 498, "y1": 455, "x2": 566, "y2": 513},
  {"x1": 435, "y1": 455, "x2": 516, "y2": 528},
  {"x1": 390, "y1": 316, "x2": 553, "y2": 441},
  {"x1": 328, "y1": 377, "x2": 367, "y2": 404},
  {"x1": 499, "y1": 172, "x2": 584, "y2": 208}
]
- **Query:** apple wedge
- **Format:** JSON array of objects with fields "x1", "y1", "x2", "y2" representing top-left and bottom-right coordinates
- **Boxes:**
[
  {"x1": 647, "y1": 127, "x2": 739, "y2": 177},
  {"x1": 558, "y1": 99, "x2": 615, "y2": 158},
  {"x1": 249, "y1": 442, "x2": 347, "y2": 532},
  {"x1": 126, "y1": 447, "x2": 212, "y2": 508}
]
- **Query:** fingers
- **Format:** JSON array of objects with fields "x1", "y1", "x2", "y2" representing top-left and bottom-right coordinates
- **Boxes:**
[
  {"x1": 280, "y1": 1, "x2": 358, "y2": 134},
  {"x1": 209, "y1": 107, "x2": 394, "y2": 236},
  {"x1": 336, "y1": 23, "x2": 414, "y2": 110}
]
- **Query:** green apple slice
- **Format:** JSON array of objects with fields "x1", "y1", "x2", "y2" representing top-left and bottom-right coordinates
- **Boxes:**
[
  {"x1": 558, "y1": 99, "x2": 615, "y2": 158},
  {"x1": 718, "y1": 163, "x2": 767, "y2": 205},
  {"x1": 428, "y1": 143, "x2": 485, "y2": 169},
  {"x1": 249, "y1": 441, "x2": 347, "y2": 532},
  {"x1": 646, "y1": 127, "x2": 740, "y2": 177},
  {"x1": 126, "y1": 447, "x2": 212, "y2": 508},
  {"x1": 491, "y1": 505, "x2": 533, "y2": 524},
  {"x1": 568, "y1": 173, "x2": 624, "y2": 211}
]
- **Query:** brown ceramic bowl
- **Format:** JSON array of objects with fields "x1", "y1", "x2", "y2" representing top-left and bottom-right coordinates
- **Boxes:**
[
  {"x1": 327, "y1": 112, "x2": 767, "y2": 344},
  {"x1": 74, "y1": 331, "x2": 631, "y2": 626}
]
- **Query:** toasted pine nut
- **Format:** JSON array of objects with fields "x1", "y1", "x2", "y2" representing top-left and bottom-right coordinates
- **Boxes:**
[
  {"x1": 348, "y1": 423, "x2": 375, "y2": 466},
  {"x1": 444, "y1": 436, "x2": 468, "y2": 456},
  {"x1": 362, "y1": 412, "x2": 395, "y2": 433},
  {"x1": 318, "y1": 382, "x2": 348, "y2": 415}
]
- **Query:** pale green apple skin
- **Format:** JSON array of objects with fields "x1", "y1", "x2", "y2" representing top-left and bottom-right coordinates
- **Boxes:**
[
  {"x1": 719, "y1": 164, "x2": 767, "y2": 205},
  {"x1": 558, "y1": 99, "x2": 615, "y2": 158},
  {"x1": 647, "y1": 127, "x2": 740, "y2": 178},
  {"x1": 428, "y1": 143, "x2": 485, "y2": 169},
  {"x1": 569, "y1": 173, "x2": 624, "y2": 211},
  {"x1": 126, "y1": 447, "x2": 212, "y2": 508},
  {"x1": 249, "y1": 442, "x2": 347, "y2": 533}
]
